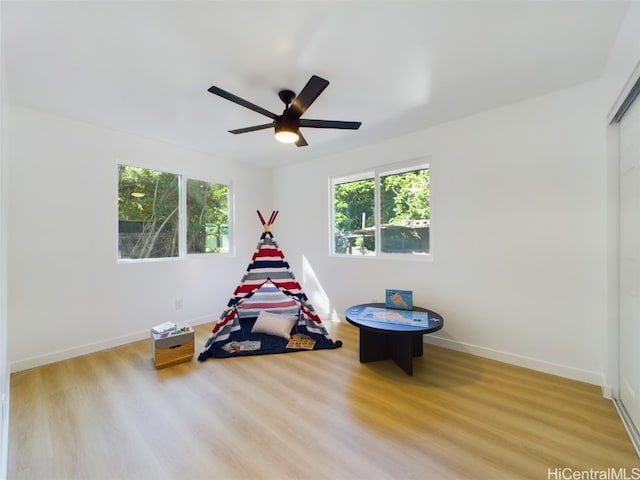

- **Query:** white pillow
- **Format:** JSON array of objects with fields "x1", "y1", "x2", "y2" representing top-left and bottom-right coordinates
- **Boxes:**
[{"x1": 251, "y1": 311, "x2": 297, "y2": 339}]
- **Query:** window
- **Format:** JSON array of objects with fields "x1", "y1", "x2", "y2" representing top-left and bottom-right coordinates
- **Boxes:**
[
  {"x1": 186, "y1": 179, "x2": 229, "y2": 254},
  {"x1": 118, "y1": 165, "x2": 180, "y2": 259},
  {"x1": 331, "y1": 162, "x2": 430, "y2": 257},
  {"x1": 118, "y1": 164, "x2": 231, "y2": 260},
  {"x1": 333, "y1": 175, "x2": 376, "y2": 255}
]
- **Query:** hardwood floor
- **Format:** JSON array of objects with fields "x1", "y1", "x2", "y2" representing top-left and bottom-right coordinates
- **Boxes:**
[{"x1": 8, "y1": 321, "x2": 640, "y2": 480}]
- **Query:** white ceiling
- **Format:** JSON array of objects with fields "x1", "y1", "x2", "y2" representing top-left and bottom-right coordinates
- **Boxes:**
[{"x1": 1, "y1": 1, "x2": 630, "y2": 168}]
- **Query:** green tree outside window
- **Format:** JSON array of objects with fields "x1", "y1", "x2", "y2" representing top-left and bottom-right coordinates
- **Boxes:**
[
  {"x1": 118, "y1": 165, "x2": 179, "y2": 259},
  {"x1": 186, "y1": 179, "x2": 229, "y2": 254}
]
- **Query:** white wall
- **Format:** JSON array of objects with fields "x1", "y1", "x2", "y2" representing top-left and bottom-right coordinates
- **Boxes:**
[
  {"x1": 7, "y1": 105, "x2": 272, "y2": 371},
  {"x1": 274, "y1": 79, "x2": 611, "y2": 386}
]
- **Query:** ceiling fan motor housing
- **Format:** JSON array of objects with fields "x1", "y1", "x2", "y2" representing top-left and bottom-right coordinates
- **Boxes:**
[
  {"x1": 278, "y1": 89, "x2": 296, "y2": 107},
  {"x1": 274, "y1": 115, "x2": 299, "y2": 132}
]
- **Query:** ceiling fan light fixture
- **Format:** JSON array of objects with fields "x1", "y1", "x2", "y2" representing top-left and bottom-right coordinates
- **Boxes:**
[
  {"x1": 274, "y1": 129, "x2": 299, "y2": 144},
  {"x1": 274, "y1": 117, "x2": 299, "y2": 144}
]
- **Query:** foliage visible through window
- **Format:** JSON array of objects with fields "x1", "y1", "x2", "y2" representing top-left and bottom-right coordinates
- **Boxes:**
[
  {"x1": 186, "y1": 179, "x2": 229, "y2": 254},
  {"x1": 332, "y1": 165, "x2": 430, "y2": 256},
  {"x1": 118, "y1": 165, "x2": 231, "y2": 260},
  {"x1": 118, "y1": 166, "x2": 179, "y2": 259},
  {"x1": 333, "y1": 178, "x2": 375, "y2": 255}
]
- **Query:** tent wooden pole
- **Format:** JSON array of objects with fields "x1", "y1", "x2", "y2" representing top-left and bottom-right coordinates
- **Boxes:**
[{"x1": 257, "y1": 210, "x2": 267, "y2": 227}]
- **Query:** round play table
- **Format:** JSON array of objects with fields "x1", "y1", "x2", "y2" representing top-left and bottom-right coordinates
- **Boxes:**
[{"x1": 345, "y1": 303, "x2": 444, "y2": 375}]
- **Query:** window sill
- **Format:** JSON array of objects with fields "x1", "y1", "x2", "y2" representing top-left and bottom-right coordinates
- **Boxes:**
[{"x1": 330, "y1": 253, "x2": 433, "y2": 262}]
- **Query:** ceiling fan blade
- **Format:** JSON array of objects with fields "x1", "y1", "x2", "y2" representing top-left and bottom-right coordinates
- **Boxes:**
[
  {"x1": 295, "y1": 131, "x2": 308, "y2": 147},
  {"x1": 299, "y1": 119, "x2": 362, "y2": 130},
  {"x1": 208, "y1": 85, "x2": 277, "y2": 120},
  {"x1": 286, "y1": 75, "x2": 330, "y2": 120},
  {"x1": 228, "y1": 123, "x2": 274, "y2": 135}
]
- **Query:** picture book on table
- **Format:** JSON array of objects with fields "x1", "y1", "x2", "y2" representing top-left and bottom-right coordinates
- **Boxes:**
[{"x1": 385, "y1": 289, "x2": 413, "y2": 310}]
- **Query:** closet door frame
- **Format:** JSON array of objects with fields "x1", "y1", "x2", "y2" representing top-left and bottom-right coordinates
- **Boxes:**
[{"x1": 609, "y1": 60, "x2": 640, "y2": 456}]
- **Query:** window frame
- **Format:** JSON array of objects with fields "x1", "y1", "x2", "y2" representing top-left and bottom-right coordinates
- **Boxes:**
[
  {"x1": 117, "y1": 162, "x2": 233, "y2": 263},
  {"x1": 330, "y1": 158, "x2": 431, "y2": 260}
]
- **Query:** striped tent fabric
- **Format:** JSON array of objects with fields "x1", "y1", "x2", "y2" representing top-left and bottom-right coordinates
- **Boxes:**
[
  {"x1": 198, "y1": 211, "x2": 342, "y2": 360},
  {"x1": 235, "y1": 282, "x2": 299, "y2": 319}
]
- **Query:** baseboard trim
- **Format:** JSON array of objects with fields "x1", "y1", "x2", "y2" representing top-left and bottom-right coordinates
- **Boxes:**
[
  {"x1": 9, "y1": 315, "x2": 214, "y2": 373},
  {"x1": 9, "y1": 320, "x2": 604, "y2": 387},
  {"x1": 423, "y1": 334, "x2": 603, "y2": 386}
]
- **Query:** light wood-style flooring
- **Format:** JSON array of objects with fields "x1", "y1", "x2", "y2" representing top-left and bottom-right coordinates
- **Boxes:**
[{"x1": 8, "y1": 321, "x2": 640, "y2": 480}]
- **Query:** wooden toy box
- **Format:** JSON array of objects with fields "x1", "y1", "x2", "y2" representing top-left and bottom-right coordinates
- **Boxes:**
[{"x1": 151, "y1": 324, "x2": 194, "y2": 368}]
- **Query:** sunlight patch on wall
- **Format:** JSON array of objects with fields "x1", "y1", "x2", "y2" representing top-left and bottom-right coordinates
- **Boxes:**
[{"x1": 302, "y1": 255, "x2": 337, "y2": 321}]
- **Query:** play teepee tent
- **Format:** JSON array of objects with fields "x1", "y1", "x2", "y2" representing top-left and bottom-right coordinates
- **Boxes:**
[{"x1": 198, "y1": 211, "x2": 342, "y2": 360}]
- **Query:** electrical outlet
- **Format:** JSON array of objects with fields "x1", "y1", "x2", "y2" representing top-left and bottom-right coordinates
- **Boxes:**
[{"x1": 175, "y1": 299, "x2": 183, "y2": 310}]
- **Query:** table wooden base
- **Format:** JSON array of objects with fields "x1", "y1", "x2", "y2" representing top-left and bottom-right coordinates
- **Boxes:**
[
  {"x1": 345, "y1": 303, "x2": 443, "y2": 376},
  {"x1": 359, "y1": 329, "x2": 424, "y2": 375}
]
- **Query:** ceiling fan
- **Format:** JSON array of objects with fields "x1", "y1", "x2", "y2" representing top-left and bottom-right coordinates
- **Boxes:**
[{"x1": 207, "y1": 75, "x2": 361, "y2": 147}]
